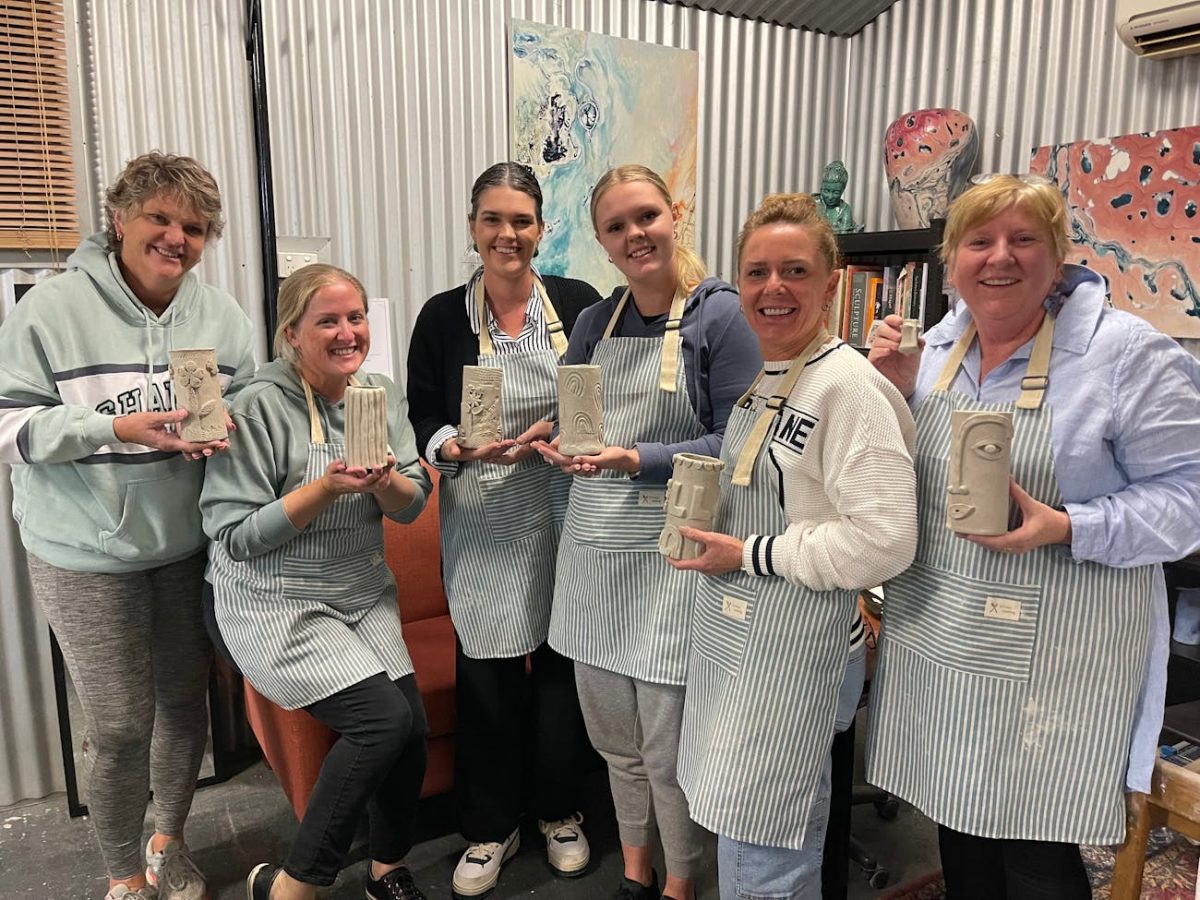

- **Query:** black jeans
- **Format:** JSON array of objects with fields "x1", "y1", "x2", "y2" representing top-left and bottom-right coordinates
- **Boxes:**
[
  {"x1": 454, "y1": 641, "x2": 586, "y2": 841},
  {"x1": 938, "y1": 824, "x2": 1090, "y2": 900},
  {"x1": 286, "y1": 672, "x2": 428, "y2": 886}
]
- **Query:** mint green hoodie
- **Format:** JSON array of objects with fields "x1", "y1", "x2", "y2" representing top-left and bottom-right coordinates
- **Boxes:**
[{"x1": 0, "y1": 233, "x2": 257, "y2": 572}]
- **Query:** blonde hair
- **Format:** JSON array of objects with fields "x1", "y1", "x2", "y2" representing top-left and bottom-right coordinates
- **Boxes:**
[
  {"x1": 736, "y1": 193, "x2": 840, "y2": 273},
  {"x1": 104, "y1": 151, "x2": 224, "y2": 249},
  {"x1": 590, "y1": 164, "x2": 707, "y2": 294},
  {"x1": 940, "y1": 176, "x2": 1070, "y2": 267},
  {"x1": 273, "y1": 264, "x2": 368, "y2": 362}
]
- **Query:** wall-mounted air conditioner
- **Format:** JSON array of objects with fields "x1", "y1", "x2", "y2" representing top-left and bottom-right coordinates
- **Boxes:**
[{"x1": 1117, "y1": 0, "x2": 1200, "y2": 58}]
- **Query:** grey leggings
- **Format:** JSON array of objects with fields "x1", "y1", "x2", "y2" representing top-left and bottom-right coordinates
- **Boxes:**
[
  {"x1": 28, "y1": 552, "x2": 212, "y2": 880},
  {"x1": 575, "y1": 661, "x2": 707, "y2": 879}
]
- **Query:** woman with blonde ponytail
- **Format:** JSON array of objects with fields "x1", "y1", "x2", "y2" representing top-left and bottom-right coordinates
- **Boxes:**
[{"x1": 535, "y1": 164, "x2": 761, "y2": 900}]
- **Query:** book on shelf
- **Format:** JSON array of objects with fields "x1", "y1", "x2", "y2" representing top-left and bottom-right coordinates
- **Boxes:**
[{"x1": 843, "y1": 264, "x2": 883, "y2": 347}]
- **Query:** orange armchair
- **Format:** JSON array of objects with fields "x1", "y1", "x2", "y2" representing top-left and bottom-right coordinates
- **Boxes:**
[{"x1": 243, "y1": 466, "x2": 456, "y2": 819}]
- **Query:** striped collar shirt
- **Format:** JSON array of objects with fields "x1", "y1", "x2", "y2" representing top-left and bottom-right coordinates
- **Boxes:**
[{"x1": 464, "y1": 267, "x2": 553, "y2": 354}]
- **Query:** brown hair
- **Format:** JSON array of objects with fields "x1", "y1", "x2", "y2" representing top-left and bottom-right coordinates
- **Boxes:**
[
  {"x1": 104, "y1": 151, "x2": 224, "y2": 249},
  {"x1": 736, "y1": 193, "x2": 840, "y2": 273},
  {"x1": 469, "y1": 162, "x2": 543, "y2": 223},
  {"x1": 940, "y1": 176, "x2": 1070, "y2": 268},
  {"x1": 589, "y1": 164, "x2": 707, "y2": 294},
  {"x1": 274, "y1": 264, "x2": 368, "y2": 362}
]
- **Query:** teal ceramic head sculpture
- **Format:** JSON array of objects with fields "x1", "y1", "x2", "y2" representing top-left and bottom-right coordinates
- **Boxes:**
[{"x1": 813, "y1": 160, "x2": 858, "y2": 233}]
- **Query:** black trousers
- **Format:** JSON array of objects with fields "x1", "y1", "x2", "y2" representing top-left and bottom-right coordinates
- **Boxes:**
[
  {"x1": 938, "y1": 824, "x2": 1090, "y2": 900},
  {"x1": 454, "y1": 641, "x2": 585, "y2": 842},
  {"x1": 286, "y1": 672, "x2": 428, "y2": 886}
]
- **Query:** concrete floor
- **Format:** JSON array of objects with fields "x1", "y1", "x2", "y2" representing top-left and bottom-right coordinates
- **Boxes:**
[{"x1": 0, "y1": 714, "x2": 941, "y2": 900}]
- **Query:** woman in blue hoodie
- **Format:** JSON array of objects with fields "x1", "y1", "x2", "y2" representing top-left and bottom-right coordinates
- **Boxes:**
[{"x1": 0, "y1": 152, "x2": 257, "y2": 900}]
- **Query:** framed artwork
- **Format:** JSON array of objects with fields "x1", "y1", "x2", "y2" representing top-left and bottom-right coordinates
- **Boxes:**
[
  {"x1": 1030, "y1": 125, "x2": 1200, "y2": 338},
  {"x1": 510, "y1": 19, "x2": 699, "y2": 292}
]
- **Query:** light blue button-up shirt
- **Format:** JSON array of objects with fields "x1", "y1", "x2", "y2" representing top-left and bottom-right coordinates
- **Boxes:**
[{"x1": 912, "y1": 265, "x2": 1200, "y2": 791}]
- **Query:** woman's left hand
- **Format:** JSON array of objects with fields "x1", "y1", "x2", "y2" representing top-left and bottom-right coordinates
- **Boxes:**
[
  {"x1": 339, "y1": 454, "x2": 397, "y2": 494},
  {"x1": 489, "y1": 420, "x2": 555, "y2": 466},
  {"x1": 667, "y1": 526, "x2": 745, "y2": 576},
  {"x1": 572, "y1": 445, "x2": 640, "y2": 477},
  {"x1": 183, "y1": 413, "x2": 237, "y2": 461},
  {"x1": 966, "y1": 478, "x2": 1072, "y2": 555}
]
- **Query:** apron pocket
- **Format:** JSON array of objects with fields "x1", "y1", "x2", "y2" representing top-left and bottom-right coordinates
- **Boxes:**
[
  {"x1": 281, "y1": 550, "x2": 389, "y2": 610},
  {"x1": 883, "y1": 563, "x2": 1042, "y2": 682},
  {"x1": 692, "y1": 576, "x2": 757, "y2": 677},
  {"x1": 476, "y1": 458, "x2": 556, "y2": 544},
  {"x1": 564, "y1": 476, "x2": 667, "y2": 552}
]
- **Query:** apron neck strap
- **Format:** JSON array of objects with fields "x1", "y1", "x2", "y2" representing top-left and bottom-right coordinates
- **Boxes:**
[
  {"x1": 731, "y1": 329, "x2": 830, "y2": 487},
  {"x1": 475, "y1": 273, "x2": 567, "y2": 359},
  {"x1": 602, "y1": 285, "x2": 689, "y2": 392},
  {"x1": 298, "y1": 372, "x2": 360, "y2": 444},
  {"x1": 932, "y1": 313, "x2": 1056, "y2": 411}
]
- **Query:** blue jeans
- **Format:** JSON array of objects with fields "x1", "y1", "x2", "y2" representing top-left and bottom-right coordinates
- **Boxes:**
[{"x1": 717, "y1": 645, "x2": 866, "y2": 900}]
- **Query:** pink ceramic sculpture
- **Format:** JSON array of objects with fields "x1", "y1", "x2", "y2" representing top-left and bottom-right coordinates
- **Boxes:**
[{"x1": 883, "y1": 108, "x2": 979, "y2": 228}]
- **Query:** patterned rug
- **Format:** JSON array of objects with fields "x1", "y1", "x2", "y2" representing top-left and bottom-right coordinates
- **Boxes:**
[{"x1": 881, "y1": 829, "x2": 1199, "y2": 899}]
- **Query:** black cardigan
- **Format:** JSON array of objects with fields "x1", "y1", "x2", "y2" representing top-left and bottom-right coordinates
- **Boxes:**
[{"x1": 406, "y1": 274, "x2": 602, "y2": 457}]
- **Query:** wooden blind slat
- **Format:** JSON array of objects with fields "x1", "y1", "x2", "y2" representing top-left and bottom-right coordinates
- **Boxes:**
[{"x1": 0, "y1": 0, "x2": 77, "y2": 251}]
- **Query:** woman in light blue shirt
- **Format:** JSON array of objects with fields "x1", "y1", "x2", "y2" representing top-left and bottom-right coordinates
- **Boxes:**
[{"x1": 866, "y1": 174, "x2": 1200, "y2": 900}]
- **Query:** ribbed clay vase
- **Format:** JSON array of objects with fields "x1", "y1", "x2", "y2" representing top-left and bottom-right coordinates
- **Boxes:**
[
  {"x1": 344, "y1": 385, "x2": 389, "y2": 469},
  {"x1": 883, "y1": 108, "x2": 979, "y2": 228}
]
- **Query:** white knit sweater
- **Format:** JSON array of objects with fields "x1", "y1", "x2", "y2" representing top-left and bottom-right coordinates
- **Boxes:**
[{"x1": 739, "y1": 339, "x2": 918, "y2": 595}]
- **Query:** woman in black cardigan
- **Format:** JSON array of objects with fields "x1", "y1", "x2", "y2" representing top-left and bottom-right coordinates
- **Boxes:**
[{"x1": 406, "y1": 162, "x2": 600, "y2": 899}]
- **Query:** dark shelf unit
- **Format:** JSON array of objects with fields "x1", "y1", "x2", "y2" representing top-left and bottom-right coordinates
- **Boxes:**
[{"x1": 836, "y1": 219, "x2": 948, "y2": 333}]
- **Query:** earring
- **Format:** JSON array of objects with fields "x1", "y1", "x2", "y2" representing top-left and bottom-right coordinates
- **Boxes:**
[
  {"x1": 471, "y1": 241, "x2": 478, "y2": 252},
  {"x1": 607, "y1": 256, "x2": 613, "y2": 263},
  {"x1": 822, "y1": 301, "x2": 832, "y2": 312},
  {"x1": 116, "y1": 231, "x2": 123, "y2": 242}
]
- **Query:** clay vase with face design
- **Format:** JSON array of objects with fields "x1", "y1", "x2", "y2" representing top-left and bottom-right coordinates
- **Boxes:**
[
  {"x1": 883, "y1": 108, "x2": 979, "y2": 228},
  {"x1": 557, "y1": 364, "x2": 604, "y2": 455},
  {"x1": 344, "y1": 385, "x2": 389, "y2": 469},
  {"x1": 946, "y1": 410, "x2": 1014, "y2": 535},
  {"x1": 169, "y1": 348, "x2": 227, "y2": 442},
  {"x1": 658, "y1": 453, "x2": 725, "y2": 560},
  {"x1": 458, "y1": 366, "x2": 503, "y2": 449}
]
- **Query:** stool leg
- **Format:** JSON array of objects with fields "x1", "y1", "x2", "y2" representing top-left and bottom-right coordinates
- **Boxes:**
[{"x1": 1110, "y1": 791, "x2": 1150, "y2": 900}]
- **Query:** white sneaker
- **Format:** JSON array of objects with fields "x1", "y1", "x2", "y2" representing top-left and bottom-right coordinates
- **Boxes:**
[
  {"x1": 539, "y1": 812, "x2": 590, "y2": 876},
  {"x1": 451, "y1": 828, "x2": 520, "y2": 897},
  {"x1": 145, "y1": 838, "x2": 207, "y2": 900}
]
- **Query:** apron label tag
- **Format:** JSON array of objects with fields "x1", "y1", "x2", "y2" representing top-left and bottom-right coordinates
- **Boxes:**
[
  {"x1": 721, "y1": 595, "x2": 749, "y2": 621},
  {"x1": 638, "y1": 490, "x2": 666, "y2": 508},
  {"x1": 984, "y1": 597, "x2": 1022, "y2": 621}
]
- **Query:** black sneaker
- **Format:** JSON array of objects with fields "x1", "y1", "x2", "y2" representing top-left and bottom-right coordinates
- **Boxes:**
[
  {"x1": 614, "y1": 869, "x2": 659, "y2": 900},
  {"x1": 367, "y1": 865, "x2": 427, "y2": 900},
  {"x1": 245, "y1": 863, "x2": 281, "y2": 900}
]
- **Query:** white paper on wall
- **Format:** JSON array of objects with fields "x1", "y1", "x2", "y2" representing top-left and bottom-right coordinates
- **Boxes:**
[{"x1": 364, "y1": 297, "x2": 395, "y2": 383}]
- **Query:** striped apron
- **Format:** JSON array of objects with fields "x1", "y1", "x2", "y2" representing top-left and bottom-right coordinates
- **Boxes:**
[
  {"x1": 678, "y1": 333, "x2": 857, "y2": 849},
  {"x1": 548, "y1": 288, "x2": 704, "y2": 685},
  {"x1": 211, "y1": 376, "x2": 413, "y2": 710},
  {"x1": 865, "y1": 315, "x2": 1153, "y2": 844},
  {"x1": 439, "y1": 275, "x2": 571, "y2": 658}
]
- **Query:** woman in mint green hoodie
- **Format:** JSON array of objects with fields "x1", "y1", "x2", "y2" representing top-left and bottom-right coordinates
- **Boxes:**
[{"x1": 0, "y1": 152, "x2": 256, "y2": 900}]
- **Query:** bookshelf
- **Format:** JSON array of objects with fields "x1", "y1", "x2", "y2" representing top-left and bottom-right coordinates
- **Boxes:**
[{"x1": 836, "y1": 219, "x2": 948, "y2": 335}]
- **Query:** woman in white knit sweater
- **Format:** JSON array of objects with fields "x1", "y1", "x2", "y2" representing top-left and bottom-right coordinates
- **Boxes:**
[{"x1": 670, "y1": 193, "x2": 918, "y2": 900}]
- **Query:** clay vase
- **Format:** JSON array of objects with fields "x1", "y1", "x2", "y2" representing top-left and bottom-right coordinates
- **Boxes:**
[
  {"x1": 658, "y1": 453, "x2": 724, "y2": 560},
  {"x1": 458, "y1": 366, "x2": 503, "y2": 449},
  {"x1": 168, "y1": 348, "x2": 227, "y2": 442},
  {"x1": 946, "y1": 410, "x2": 1014, "y2": 536},
  {"x1": 344, "y1": 385, "x2": 389, "y2": 469},
  {"x1": 883, "y1": 108, "x2": 979, "y2": 228},
  {"x1": 557, "y1": 365, "x2": 604, "y2": 456},
  {"x1": 899, "y1": 319, "x2": 921, "y2": 354}
]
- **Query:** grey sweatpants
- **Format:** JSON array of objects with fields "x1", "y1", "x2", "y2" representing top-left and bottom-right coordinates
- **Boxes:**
[
  {"x1": 28, "y1": 552, "x2": 212, "y2": 880},
  {"x1": 575, "y1": 661, "x2": 707, "y2": 879}
]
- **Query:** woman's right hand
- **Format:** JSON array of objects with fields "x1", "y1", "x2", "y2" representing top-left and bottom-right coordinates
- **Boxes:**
[
  {"x1": 531, "y1": 436, "x2": 581, "y2": 474},
  {"x1": 438, "y1": 436, "x2": 518, "y2": 464},
  {"x1": 318, "y1": 459, "x2": 393, "y2": 495},
  {"x1": 114, "y1": 409, "x2": 232, "y2": 458},
  {"x1": 867, "y1": 314, "x2": 922, "y2": 399}
]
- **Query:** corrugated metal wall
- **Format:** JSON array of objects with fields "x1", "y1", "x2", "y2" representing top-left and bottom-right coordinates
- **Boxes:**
[
  {"x1": 842, "y1": 0, "x2": 1200, "y2": 231},
  {"x1": 261, "y1": 0, "x2": 847, "y2": 374}
]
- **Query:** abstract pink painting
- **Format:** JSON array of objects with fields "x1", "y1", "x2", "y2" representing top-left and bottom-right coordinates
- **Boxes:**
[{"x1": 1030, "y1": 125, "x2": 1200, "y2": 338}]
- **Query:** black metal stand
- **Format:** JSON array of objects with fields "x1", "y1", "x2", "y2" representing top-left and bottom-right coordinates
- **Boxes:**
[{"x1": 245, "y1": 0, "x2": 280, "y2": 358}]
